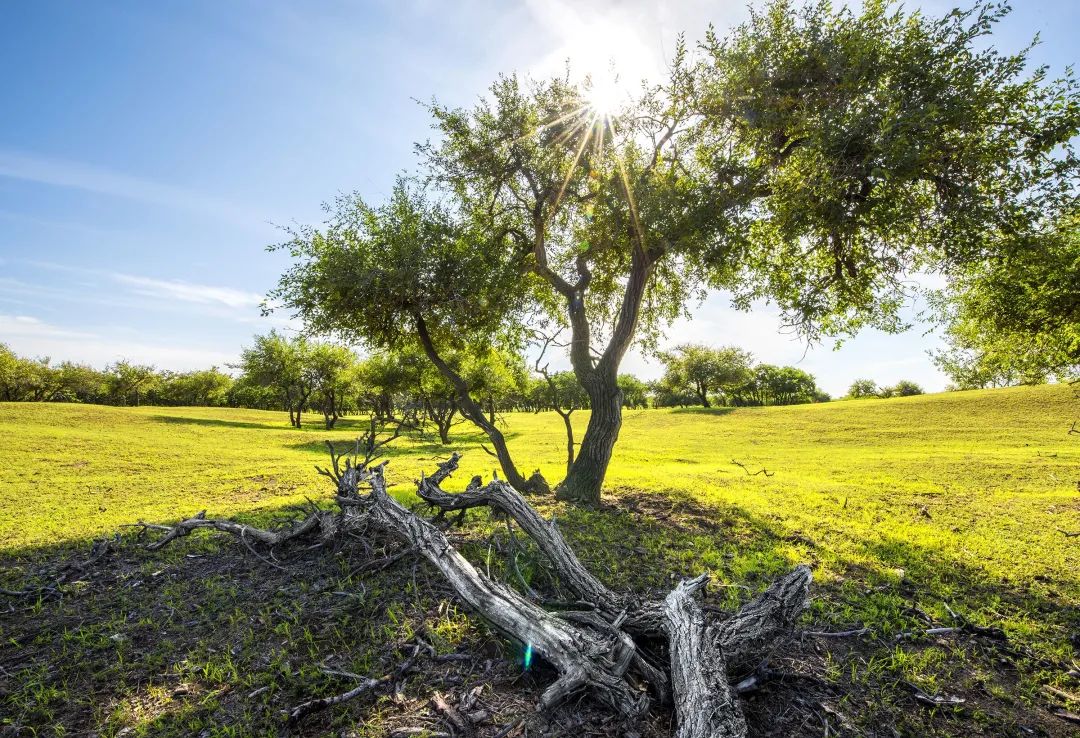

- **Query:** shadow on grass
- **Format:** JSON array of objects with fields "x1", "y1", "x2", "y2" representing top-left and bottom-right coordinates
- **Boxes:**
[
  {"x1": 148, "y1": 414, "x2": 292, "y2": 431},
  {"x1": 667, "y1": 406, "x2": 737, "y2": 417},
  {"x1": 1, "y1": 487, "x2": 1074, "y2": 738}
]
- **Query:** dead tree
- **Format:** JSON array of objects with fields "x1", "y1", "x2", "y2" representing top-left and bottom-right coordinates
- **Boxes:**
[{"x1": 136, "y1": 433, "x2": 812, "y2": 737}]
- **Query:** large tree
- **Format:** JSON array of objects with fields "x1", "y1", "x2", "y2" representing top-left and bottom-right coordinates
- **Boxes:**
[{"x1": 274, "y1": 0, "x2": 1079, "y2": 504}]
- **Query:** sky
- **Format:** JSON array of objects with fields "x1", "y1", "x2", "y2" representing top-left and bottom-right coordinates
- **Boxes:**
[{"x1": 1, "y1": 0, "x2": 1077, "y2": 397}]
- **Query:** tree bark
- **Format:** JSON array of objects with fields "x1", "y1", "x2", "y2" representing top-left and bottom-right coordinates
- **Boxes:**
[
  {"x1": 664, "y1": 575, "x2": 746, "y2": 738},
  {"x1": 556, "y1": 374, "x2": 622, "y2": 505},
  {"x1": 415, "y1": 315, "x2": 548, "y2": 494},
  {"x1": 555, "y1": 247, "x2": 658, "y2": 505}
]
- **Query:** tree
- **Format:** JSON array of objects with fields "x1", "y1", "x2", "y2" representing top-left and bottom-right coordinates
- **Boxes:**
[
  {"x1": 658, "y1": 344, "x2": 754, "y2": 407},
  {"x1": 0, "y1": 344, "x2": 22, "y2": 401},
  {"x1": 236, "y1": 331, "x2": 314, "y2": 428},
  {"x1": 888, "y1": 380, "x2": 925, "y2": 397},
  {"x1": 106, "y1": 361, "x2": 159, "y2": 407},
  {"x1": 729, "y1": 364, "x2": 821, "y2": 406},
  {"x1": 274, "y1": 0, "x2": 1080, "y2": 504},
  {"x1": 52, "y1": 362, "x2": 107, "y2": 403},
  {"x1": 617, "y1": 374, "x2": 649, "y2": 409},
  {"x1": 271, "y1": 185, "x2": 548, "y2": 491},
  {"x1": 931, "y1": 212, "x2": 1080, "y2": 386},
  {"x1": 155, "y1": 368, "x2": 234, "y2": 406},
  {"x1": 417, "y1": 355, "x2": 461, "y2": 444},
  {"x1": 0, "y1": 345, "x2": 60, "y2": 402},
  {"x1": 308, "y1": 343, "x2": 360, "y2": 430},
  {"x1": 538, "y1": 369, "x2": 590, "y2": 476},
  {"x1": 460, "y1": 348, "x2": 529, "y2": 424},
  {"x1": 847, "y1": 379, "x2": 879, "y2": 399}
]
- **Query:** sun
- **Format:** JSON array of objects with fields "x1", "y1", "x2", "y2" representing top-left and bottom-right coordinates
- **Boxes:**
[
  {"x1": 585, "y1": 72, "x2": 624, "y2": 116},
  {"x1": 534, "y1": 9, "x2": 657, "y2": 118}
]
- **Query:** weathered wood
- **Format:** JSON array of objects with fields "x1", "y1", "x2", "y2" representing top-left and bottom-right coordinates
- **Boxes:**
[
  {"x1": 137, "y1": 443, "x2": 814, "y2": 735},
  {"x1": 367, "y1": 463, "x2": 647, "y2": 716},
  {"x1": 713, "y1": 565, "x2": 812, "y2": 674},
  {"x1": 664, "y1": 574, "x2": 747, "y2": 738},
  {"x1": 138, "y1": 509, "x2": 330, "y2": 551},
  {"x1": 417, "y1": 454, "x2": 623, "y2": 614}
]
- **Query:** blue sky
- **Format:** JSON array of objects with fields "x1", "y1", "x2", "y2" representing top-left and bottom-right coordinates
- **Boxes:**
[{"x1": 1, "y1": 0, "x2": 1077, "y2": 395}]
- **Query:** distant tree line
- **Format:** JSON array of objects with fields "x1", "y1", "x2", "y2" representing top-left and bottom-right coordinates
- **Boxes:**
[
  {"x1": 0, "y1": 337, "x2": 654, "y2": 441},
  {"x1": 0, "y1": 343, "x2": 233, "y2": 407},
  {"x1": 652, "y1": 344, "x2": 830, "y2": 407},
  {"x1": 845, "y1": 378, "x2": 925, "y2": 399}
]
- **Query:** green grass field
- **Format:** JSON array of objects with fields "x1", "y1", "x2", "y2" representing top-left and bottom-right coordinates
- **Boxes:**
[{"x1": 2, "y1": 384, "x2": 1078, "y2": 736}]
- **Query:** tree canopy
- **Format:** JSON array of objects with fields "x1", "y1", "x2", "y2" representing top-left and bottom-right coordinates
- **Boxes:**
[{"x1": 272, "y1": 0, "x2": 1080, "y2": 504}]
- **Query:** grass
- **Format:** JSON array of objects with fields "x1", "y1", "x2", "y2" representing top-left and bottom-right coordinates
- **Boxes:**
[{"x1": 1, "y1": 384, "x2": 1078, "y2": 737}]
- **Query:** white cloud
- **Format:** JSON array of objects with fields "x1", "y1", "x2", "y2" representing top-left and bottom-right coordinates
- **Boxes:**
[
  {"x1": 4, "y1": 262, "x2": 268, "y2": 318},
  {"x1": 0, "y1": 314, "x2": 97, "y2": 340},
  {"x1": 0, "y1": 314, "x2": 236, "y2": 370},
  {"x1": 0, "y1": 149, "x2": 271, "y2": 230},
  {"x1": 111, "y1": 273, "x2": 264, "y2": 310}
]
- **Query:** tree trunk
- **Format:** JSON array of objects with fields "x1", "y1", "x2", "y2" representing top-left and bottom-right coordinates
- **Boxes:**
[
  {"x1": 697, "y1": 384, "x2": 710, "y2": 408},
  {"x1": 556, "y1": 377, "x2": 621, "y2": 505},
  {"x1": 415, "y1": 316, "x2": 548, "y2": 494},
  {"x1": 556, "y1": 409, "x2": 575, "y2": 478}
]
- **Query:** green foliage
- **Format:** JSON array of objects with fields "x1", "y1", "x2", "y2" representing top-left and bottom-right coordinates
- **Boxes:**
[
  {"x1": 543, "y1": 370, "x2": 589, "y2": 411},
  {"x1": 105, "y1": 361, "x2": 160, "y2": 407},
  {"x1": 931, "y1": 212, "x2": 1080, "y2": 388},
  {"x1": 269, "y1": 0, "x2": 1079, "y2": 500},
  {"x1": 848, "y1": 379, "x2": 880, "y2": 399},
  {"x1": 885, "y1": 380, "x2": 925, "y2": 398},
  {"x1": 151, "y1": 368, "x2": 234, "y2": 407},
  {"x1": 269, "y1": 182, "x2": 532, "y2": 357},
  {"x1": 0, "y1": 344, "x2": 65, "y2": 402},
  {"x1": 616, "y1": 374, "x2": 649, "y2": 409},
  {"x1": 655, "y1": 344, "x2": 823, "y2": 407},
  {"x1": 699, "y1": 0, "x2": 1080, "y2": 340},
  {"x1": 658, "y1": 344, "x2": 754, "y2": 407},
  {"x1": 731, "y1": 363, "x2": 822, "y2": 406}
]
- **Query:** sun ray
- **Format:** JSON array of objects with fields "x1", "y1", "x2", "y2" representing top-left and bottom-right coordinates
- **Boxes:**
[
  {"x1": 610, "y1": 119, "x2": 644, "y2": 251},
  {"x1": 510, "y1": 104, "x2": 590, "y2": 147},
  {"x1": 551, "y1": 111, "x2": 600, "y2": 218}
]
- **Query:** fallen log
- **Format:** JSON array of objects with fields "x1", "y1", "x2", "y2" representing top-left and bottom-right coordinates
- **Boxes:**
[{"x1": 133, "y1": 431, "x2": 812, "y2": 737}]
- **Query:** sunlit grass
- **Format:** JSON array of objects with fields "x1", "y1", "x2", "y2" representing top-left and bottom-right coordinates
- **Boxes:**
[{"x1": 1, "y1": 384, "x2": 1077, "y2": 735}]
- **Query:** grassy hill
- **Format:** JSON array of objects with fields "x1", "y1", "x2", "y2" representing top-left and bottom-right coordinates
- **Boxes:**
[{"x1": 1, "y1": 384, "x2": 1078, "y2": 736}]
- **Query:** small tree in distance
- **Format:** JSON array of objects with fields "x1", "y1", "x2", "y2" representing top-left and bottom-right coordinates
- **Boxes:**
[
  {"x1": 658, "y1": 344, "x2": 753, "y2": 408},
  {"x1": 847, "y1": 379, "x2": 879, "y2": 399},
  {"x1": 887, "y1": 380, "x2": 925, "y2": 398}
]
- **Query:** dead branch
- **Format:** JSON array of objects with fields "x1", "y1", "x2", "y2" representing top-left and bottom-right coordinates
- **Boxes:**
[
  {"x1": 287, "y1": 642, "x2": 424, "y2": 724},
  {"x1": 367, "y1": 462, "x2": 648, "y2": 717},
  {"x1": 417, "y1": 454, "x2": 624, "y2": 615},
  {"x1": 731, "y1": 459, "x2": 775, "y2": 477},
  {"x1": 663, "y1": 574, "x2": 745, "y2": 738},
  {"x1": 131, "y1": 438, "x2": 815, "y2": 738},
  {"x1": 137, "y1": 510, "x2": 331, "y2": 552}
]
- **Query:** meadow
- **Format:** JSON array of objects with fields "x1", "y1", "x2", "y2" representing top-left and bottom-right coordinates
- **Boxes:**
[{"x1": 1, "y1": 384, "x2": 1078, "y2": 736}]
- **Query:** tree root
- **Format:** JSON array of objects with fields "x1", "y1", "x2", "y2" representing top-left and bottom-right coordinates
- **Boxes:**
[{"x1": 134, "y1": 441, "x2": 813, "y2": 737}]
